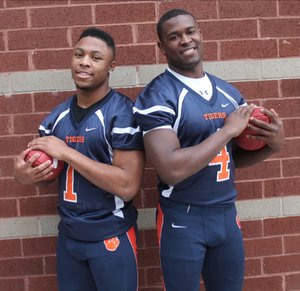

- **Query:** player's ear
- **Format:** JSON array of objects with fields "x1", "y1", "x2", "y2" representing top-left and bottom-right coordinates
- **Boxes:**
[
  {"x1": 157, "y1": 41, "x2": 166, "y2": 55},
  {"x1": 109, "y1": 60, "x2": 116, "y2": 73}
]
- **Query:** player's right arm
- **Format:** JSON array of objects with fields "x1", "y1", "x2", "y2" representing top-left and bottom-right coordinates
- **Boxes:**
[
  {"x1": 14, "y1": 148, "x2": 54, "y2": 185},
  {"x1": 143, "y1": 104, "x2": 255, "y2": 186}
]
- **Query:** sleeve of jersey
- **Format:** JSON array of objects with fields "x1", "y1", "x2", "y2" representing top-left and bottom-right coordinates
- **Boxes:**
[
  {"x1": 111, "y1": 98, "x2": 144, "y2": 151},
  {"x1": 133, "y1": 88, "x2": 176, "y2": 134}
]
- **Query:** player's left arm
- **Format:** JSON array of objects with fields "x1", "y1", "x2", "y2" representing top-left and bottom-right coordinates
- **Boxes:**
[
  {"x1": 27, "y1": 136, "x2": 145, "y2": 201},
  {"x1": 233, "y1": 108, "x2": 285, "y2": 168}
]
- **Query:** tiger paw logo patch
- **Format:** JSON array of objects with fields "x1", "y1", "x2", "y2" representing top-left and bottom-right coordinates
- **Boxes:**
[{"x1": 104, "y1": 237, "x2": 120, "y2": 252}]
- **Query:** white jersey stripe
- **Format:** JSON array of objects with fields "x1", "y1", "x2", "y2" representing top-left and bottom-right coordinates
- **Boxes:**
[
  {"x1": 112, "y1": 126, "x2": 141, "y2": 135},
  {"x1": 133, "y1": 105, "x2": 175, "y2": 116},
  {"x1": 173, "y1": 88, "x2": 188, "y2": 134},
  {"x1": 216, "y1": 87, "x2": 240, "y2": 109}
]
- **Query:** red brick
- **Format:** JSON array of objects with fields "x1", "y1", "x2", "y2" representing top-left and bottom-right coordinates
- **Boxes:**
[
  {"x1": 95, "y1": 3, "x2": 155, "y2": 24},
  {"x1": 142, "y1": 168, "x2": 158, "y2": 189},
  {"x1": 283, "y1": 158, "x2": 300, "y2": 177},
  {"x1": 0, "y1": 9, "x2": 27, "y2": 29},
  {"x1": 19, "y1": 195, "x2": 58, "y2": 216},
  {"x1": 233, "y1": 80, "x2": 279, "y2": 100},
  {"x1": 202, "y1": 41, "x2": 218, "y2": 61},
  {"x1": 0, "y1": 136, "x2": 33, "y2": 156},
  {"x1": 0, "y1": 32, "x2": 4, "y2": 51},
  {"x1": 6, "y1": 0, "x2": 66, "y2": 7},
  {"x1": 244, "y1": 237, "x2": 282, "y2": 257},
  {"x1": 159, "y1": 0, "x2": 217, "y2": 20},
  {"x1": 38, "y1": 179, "x2": 59, "y2": 195},
  {"x1": 0, "y1": 239, "x2": 21, "y2": 258},
  {"x1": 265, "y1": 99, "x2": 300, "y2": 118},
  {"x1": 0, "y1": 157, "x2": 14, "y2": 178},
  {"x1": 32, "y1": 49, "x2": 72, "y2": 70},
  {"x1": 264, "y1": 253, "x2": 300, "y2": 273},
  {"x1": 261, "y1": 18, "x2": 300, "y2": 37},
  {"x1": 137, "y1": 23, "x2": 156, "y2": 44},
  {"x1": 13, "y1": 113, "x2": 46, "y2": 134},
  {"x1": 0, "y1": 199, "x2": 18, "y2": 218},
  {"x1": 145, "y1": 267, "x2": 162, "y2": 286},
  {"x1": 72, "y1": 25, "x2": 134, "y2": 46},
  {"x1": 33, "y1": 91, "x2": 71, "y2": 113},
  {"x1": 243, "y1": 276, "x2": 283, "y2": 291},
  {"x1": 236, "y1": 181, "x2": 263, "y2": 200},
  {"x1": 280, "y1": 38, "x2": 300, "y2": 57},
  {"x1": 281, "y1": 79, "x2": 300, "y2": 97},
  {"x1": 279, "y1": 0, "x2": 300, "y2": 16},
  {"x1": 31, "y1": 6, "x2": 92, "y2": 28},
  {"x1": 0, "y1": 0, "x2": 3, "y2": 8},
  {"x1": 45, "y1": 255, "x2": 56, "y2": 274},
  {"x1": 138, "y1": 248, "x2": 160, "y2": 268},
  {"x1": 27, "y1": 275, "x2": 57, "y2": 291},
  {"x1": 0, "y1": 257, "x2": 43, "y2": 276},
  {"x1": 8, "y1": 28, "x2": 68, "y2": 50},
  {"x1": 116, "y1": 87, "x2": 144, "y2": 102},
  {"x1": 221, "y1": 39, "x2": 277, "y2": 60},
  {"x1": 283, "y1": 119, "x2": 300, "y2": 138},
  {"x1": 0, "y1": 178, "x2": 38, "y2": 198},
  {"x1": 264, "y1": 216, "x2": 300, "y2": 236},
  {"x1": 242, "y1": 220, "x2": 263, "y2": 238},
  {"x1": 275, "y1": 139, "x2": 300, "y2": 159},
  {"x1": 0, "y1": 278, "x2": 24, "y2": 291},
  {"x1": 0, "y1": 94, "x2": 32, "y2": 114},
  {"x1": 286, "y1": 273, "x2": 300, "y2": 291},
  {"x1": 201, "y1": 20, "x2": 257, "y2": 40},
  {"x1": 144, "y1": 229, "x2": 158, "y2": 248},
  {"x1": 143, "y1": 188, "x2": 159, "y2": 208},
  {"x1": 22, "y1": 237, "x2": 56, "y2": 256},
  {"x1": 0, "y1": 52, "x2": 28, "y2": 72},
  {"x1": 0, "y1": 116, "x2": 12, "y2": 135},
  {"x1": 219, "y1": 0, "x2": 276, "y2": 18},
  {"x1": 235, "y1": 160, "x2": 281, "y2": 181},
  {"x1": 138, "y1": 267, "x2": 146, "y2": 287},
  {"x1": 285, "y1": 235, "x2": 300, "y2": 254},
  {"x1": 265, "y1": 177, "x2": 300, "y2": 198},
  {"x1": 117, "y1": 45, "x2": 156, "y2": 65},
  {"x1": 137, "y1": 230, "x2": 145, "y2": 249},
  {"x1": 245, "y1": 258, "x2": 262, "y2": 276},
  {"x1": 133, "y1": 190, "x2": 142, "y2": 208}
]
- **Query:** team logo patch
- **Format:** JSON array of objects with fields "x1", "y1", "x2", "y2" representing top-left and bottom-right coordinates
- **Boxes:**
[
  {"x1": 104, "y1": 237, "x2": 120, "y2": 252},
  {"x1": 236, "y1": 215, "x2": 241, "y2": 229}
]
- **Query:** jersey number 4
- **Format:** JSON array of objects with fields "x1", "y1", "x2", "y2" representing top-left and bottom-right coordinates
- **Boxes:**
[
  {"x1": 209, "y1": 146, "x2": 230, "y2": 182},
  {"x1": 63, "y1": 165, "x2": 78, "y2": 202}
]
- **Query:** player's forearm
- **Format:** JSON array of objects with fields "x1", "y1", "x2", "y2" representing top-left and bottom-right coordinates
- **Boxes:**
[
  {"x1": 155, "y1": 127, "x2": 234, "y2": 185},
  {"x1": 61, "y1": 148, "x2": 142, "y2": 201}
]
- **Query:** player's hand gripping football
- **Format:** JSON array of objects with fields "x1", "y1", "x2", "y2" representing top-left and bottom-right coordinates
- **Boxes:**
[
  {"x1": 246, "y1": 107, "x2": 285, "y2": 152},
  {"x1": 27, "y1": 136, "x2": 69, "y2": 161},
  {"x1": 223, "y1": 104, "x2": 256, "y2": 138},
  {"x1": 14, "y1": 148, "x2": 54, "y2": 184}
]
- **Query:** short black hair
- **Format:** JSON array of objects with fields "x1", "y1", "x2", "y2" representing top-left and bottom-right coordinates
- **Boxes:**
[
  {"x1": 157, "y1": 9, "x2": 197, "y2": 41},
  {"x1": 78, "y1": 27, "x2": 115, "y2": 58}
]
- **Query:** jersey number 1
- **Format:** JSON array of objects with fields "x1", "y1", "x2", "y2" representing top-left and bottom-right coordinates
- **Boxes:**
[
  {"x1": 63, "y1": 165, "x2": 77, "y2": 202},
  {"x1": 209, "y1": 146, "x2": 230, "y2": 182}
]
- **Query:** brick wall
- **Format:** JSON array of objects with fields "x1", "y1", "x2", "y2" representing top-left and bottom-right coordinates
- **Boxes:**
[{"x1": 0, "y1": 1, "x2": 299, "y2": 290}]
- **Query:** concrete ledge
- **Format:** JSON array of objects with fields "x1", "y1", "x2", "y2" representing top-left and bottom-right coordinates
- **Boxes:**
[
  {"x1": 1, "y1": 196, "x2": 300, "y2": 240},
  {"x1": 1, "y1": 57, "x2": 300, "y2": 95}
]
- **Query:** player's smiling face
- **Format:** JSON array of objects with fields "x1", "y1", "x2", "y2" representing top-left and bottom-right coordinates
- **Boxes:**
[
  {"x1": 158, "y1": 14, "x2": 204, "y2": 77},
  {"x1": 71, "y1": 36, "x2": 115, "y2": 92}
]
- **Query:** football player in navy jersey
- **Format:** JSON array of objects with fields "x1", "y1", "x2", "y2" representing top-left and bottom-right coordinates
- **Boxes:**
[
  {"x1": 133, "y1": 9, "x2": 285, "y2": 291},
  {"x1": 14, "y1": 28, "x2": 144, "y2": 291}
]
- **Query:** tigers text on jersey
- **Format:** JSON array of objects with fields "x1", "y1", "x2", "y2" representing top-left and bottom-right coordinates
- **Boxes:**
[
  {"x1": 133, "y1": 70, "x2": 245, "y2": 207},
  {"x1": 39, "y1": 89, "x2": 143, "y2": 241}
]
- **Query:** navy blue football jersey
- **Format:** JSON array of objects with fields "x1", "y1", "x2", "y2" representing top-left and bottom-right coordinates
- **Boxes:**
[
  {"x1": 133, "y1": 70, "x2": 245, "y2": 207},
  {"x1": 39, "y1": 90, "x2": 143, "y2": 241}
]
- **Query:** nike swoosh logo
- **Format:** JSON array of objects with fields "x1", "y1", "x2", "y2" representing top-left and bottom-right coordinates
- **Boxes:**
[
  {"x1": 85, "y1": 127, "x2": 97, "y2": 132},
  {"x1": 171, "y1": 223, "x2": 187, "y2": 229},
  {"x1": 221, "y1": 103, "x2": 229, "y2": 108}
]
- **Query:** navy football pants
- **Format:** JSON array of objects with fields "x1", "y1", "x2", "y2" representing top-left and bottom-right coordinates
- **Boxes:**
[
  {"x1": 157, "y1": 201, "x2": 244, "y2": 291},
  {"x1": 56, "y1": 226, "x2": 138, "y2": 291}
]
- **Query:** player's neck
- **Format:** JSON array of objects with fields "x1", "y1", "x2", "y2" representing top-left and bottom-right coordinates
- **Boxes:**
[{"x1": 76, "y1": 84, "x2": 111, "y2": 108}]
